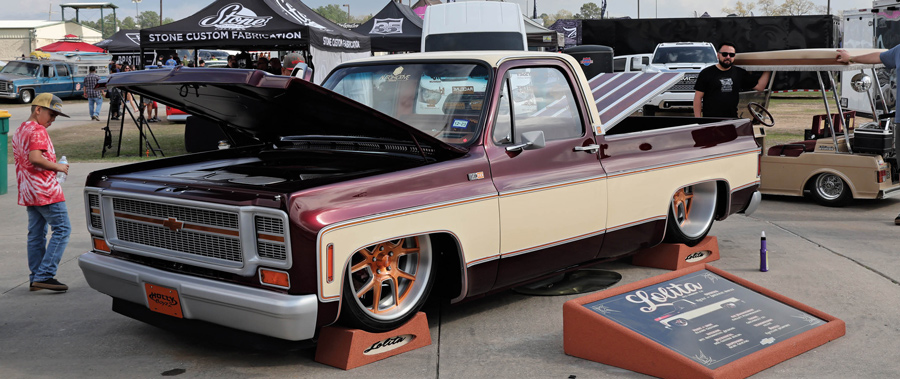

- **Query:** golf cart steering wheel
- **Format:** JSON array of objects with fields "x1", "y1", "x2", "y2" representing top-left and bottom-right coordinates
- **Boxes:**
[{"x1": 747, "y1": 102, "x2": 775, "y2": 127}]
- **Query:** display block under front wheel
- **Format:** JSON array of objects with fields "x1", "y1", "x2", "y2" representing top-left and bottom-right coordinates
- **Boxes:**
[
  {"x1": 664, "y1": 182, "x2": 717, "y2": 247},
  {"x1": 341, "y1": 235, "x2": 435, "y2": 332}
]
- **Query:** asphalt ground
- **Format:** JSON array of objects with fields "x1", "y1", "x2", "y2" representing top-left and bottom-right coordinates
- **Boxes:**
[{"x1": 2, "y1": 162, "x2": 900, "y2": 378}]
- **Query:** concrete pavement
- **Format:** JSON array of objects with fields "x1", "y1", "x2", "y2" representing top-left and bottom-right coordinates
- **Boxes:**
[{"x1": 1, "y1": 163, "x2": 899, "y2": 378}]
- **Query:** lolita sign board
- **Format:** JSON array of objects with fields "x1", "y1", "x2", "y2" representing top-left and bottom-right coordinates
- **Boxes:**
[
  {"x1": 564, "y1": 264, "x2": 845, "y2": 378},
  {"x1": 585, "y1": 269, "x2": 827, "y2": 369}
]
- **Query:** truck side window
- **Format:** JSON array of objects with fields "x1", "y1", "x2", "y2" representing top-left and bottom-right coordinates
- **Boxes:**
[
  {"x1": 56, "y1": 65, "x2": 69, "y2": 77},
  {"x1": 492, "y1": 67, "x2": 583, "y2": 144},
  {"x1": 43, "y1": 65, "x2": 54, "y2": 78}
]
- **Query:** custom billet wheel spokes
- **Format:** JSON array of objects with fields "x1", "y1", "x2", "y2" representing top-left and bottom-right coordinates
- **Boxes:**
[
  {"x1": 347, "y1": 236, "x2": 432, "y2": 321},
  {"x1": 665, "y1": 182, "x2": 718, "y2": 247}
]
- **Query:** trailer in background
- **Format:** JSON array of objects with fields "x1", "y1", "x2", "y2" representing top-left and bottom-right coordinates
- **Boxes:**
[{"x1": 840, "y1": 1, "x2": 899, "y2": 116}]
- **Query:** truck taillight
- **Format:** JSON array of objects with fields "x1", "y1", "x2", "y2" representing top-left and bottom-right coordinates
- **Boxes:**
[{"x1": 877, "y1": 169, "x2": 888, "y2": 183}]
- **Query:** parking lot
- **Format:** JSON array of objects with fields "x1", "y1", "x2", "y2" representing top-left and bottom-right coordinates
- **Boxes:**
[{"x1": 2, "y1": 161, "x2": 900, "y2": 378}]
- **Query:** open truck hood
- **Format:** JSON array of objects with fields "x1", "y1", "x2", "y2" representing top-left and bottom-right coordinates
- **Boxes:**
[{"x1": 104, "y1": 67, "x2": 467, "y2": 157}]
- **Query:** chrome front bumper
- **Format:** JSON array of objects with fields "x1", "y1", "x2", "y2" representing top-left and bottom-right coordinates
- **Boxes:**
[{"x1": 78, "y1": 252, "x2": 318, "y2": 341}]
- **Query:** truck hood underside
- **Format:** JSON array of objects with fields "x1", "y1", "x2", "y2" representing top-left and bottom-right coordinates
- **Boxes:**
[{"x1": 103, "y1": 68, "x2": 466, "y2": 158}]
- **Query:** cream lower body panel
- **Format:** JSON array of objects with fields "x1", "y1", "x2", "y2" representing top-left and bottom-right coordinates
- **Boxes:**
[
  {"x1": 316, "y1": 196, "x2": 501, "y2": 302},
  {"x1": 760, "y1": 153, "x2": 886, "y2": 199},
  {"x1": 606, "y1": 151, "x2": 760, "y2": 229}
]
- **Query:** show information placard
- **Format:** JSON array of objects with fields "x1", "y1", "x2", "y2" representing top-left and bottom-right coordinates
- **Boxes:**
[{"x1": 583, "y1": 269, "x2": 826, "y2": 369}]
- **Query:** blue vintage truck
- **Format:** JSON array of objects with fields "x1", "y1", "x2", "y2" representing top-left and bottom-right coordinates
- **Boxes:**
[{"x1": 0, "y1": 53, "x2": 110, "y2": 104}]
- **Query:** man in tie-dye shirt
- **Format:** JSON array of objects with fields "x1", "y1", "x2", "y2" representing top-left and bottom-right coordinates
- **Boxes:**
[{"x1": 12, "y1": 93, "x2": 71, "y2": 292}]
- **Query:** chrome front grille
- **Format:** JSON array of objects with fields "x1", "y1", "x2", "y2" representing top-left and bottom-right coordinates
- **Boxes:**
[
  {"x1": 112, "y1": 197, "x2": 243, "y2": 264},
  {"x1": 670, "y1": 73, "x2": 699, "y2": 91},
  {"x1": 255, "y1": 216, "x2": 287, "y2": 261},
  {"x1": 113, "y1": 198, "x2": 238, "y2": 229},
  {"x1": 115, "y1": 219, "x2": 243, "y2": 262},
  {"x1": 0, "y1": 82, "x2": 9, "y2": 92},
  {"x1": 88, "y1": 194, "x2": 102, "y2": 229}
]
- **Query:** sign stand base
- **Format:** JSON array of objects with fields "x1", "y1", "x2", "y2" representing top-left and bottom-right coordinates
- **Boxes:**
[
  {"x1": 314, "y1": 312, "x2": 431, "y2": 370},
  {"x1": 563, "y1": 264, "x2": 845, "y2": 379},
  {"x1": 632, "y1": 236, "x2": 720, "y2": 270}
]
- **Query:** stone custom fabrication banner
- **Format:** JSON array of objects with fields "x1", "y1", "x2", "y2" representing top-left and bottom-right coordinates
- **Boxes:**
[
  {"x1": 145, "y1": 30, "x2": 302, "y2": 43},
  {"x1": 584, "y1": 269, "x2": 826, "y2": 369}
]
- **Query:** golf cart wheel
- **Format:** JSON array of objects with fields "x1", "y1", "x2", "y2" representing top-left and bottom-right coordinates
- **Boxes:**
[
  {"x1": 810, "y1": 173, "x2": 851, "y2": 207},
  {"x1": 341, "y1": 235, "x2": 435, "y2": 332},
  {"x1": 664, "y1": 182, "x2": 718, "y2": 247},
  {"x1": 19, "y1": 89, "x2": 34, "y2": 104}
]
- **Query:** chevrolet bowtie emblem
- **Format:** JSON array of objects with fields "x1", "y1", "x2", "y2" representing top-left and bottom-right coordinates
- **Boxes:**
[{"x1": 162, "y1": 217, "x2": 184, "y2": 232}]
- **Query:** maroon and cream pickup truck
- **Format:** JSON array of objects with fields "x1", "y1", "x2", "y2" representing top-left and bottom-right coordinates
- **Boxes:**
[{"x1": 78, "y1": 51, "x2": 761, "y2": 341}]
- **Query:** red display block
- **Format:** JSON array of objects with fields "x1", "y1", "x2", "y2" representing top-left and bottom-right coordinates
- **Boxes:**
[
  {"x1": 563, "y1": 264, "x2": 845, "y2": 379},
  {"x1": 632, "y1": 236, "x2": 720, "y2": 270},
  {"x1": 315, "y1": 312, "x2": 431, "y2": 370}
]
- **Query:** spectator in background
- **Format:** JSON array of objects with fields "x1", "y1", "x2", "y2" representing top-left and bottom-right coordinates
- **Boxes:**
[
  {"x1": 837, "y1": 46, "x2": 900, "y2": 225},
  {"x1": 165, "y1": 55, "x2": 177, "y2": 66},
  {"x1": 256, "y1": 56, "x2": 269, "y2": 71},
  {"x1": 199, "y1": 59, "x2": 206, "y2": 67},
  {"x1": 268, "y1": 58, "x2": 282, "y2": 75},
  {"x1": 83, "y1": 66, "x2": 103, "y2": 121},
  {"x1": 281, "y1": 52, "x2": 305, "y2": 76},
  {"x1": 693, "y1": 42, "x2": 770, "y2": 118},
  {"x1": 108, "y1": 59, "x2": 117, "y2": 73}
]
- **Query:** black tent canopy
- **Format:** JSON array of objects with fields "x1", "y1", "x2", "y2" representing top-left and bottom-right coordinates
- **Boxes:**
[
  {"x1": 140, "y1": 0, "x2": 370, "y2": 52},
  {"x1": 96, "y1": 29, "x2": 142, "y2": 52},
  {"x1": 139, "y1": 0, "x2": 370, "y2": 81},
  {"x1": 353, "y1": 1, "x2": 423, "y2": 52}
]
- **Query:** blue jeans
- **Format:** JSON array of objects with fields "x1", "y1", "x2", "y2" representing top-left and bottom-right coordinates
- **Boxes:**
[
  {"x1": 88, "y1": 96, "x2": 103, "y2": 118},
  {"x1": 26, "y1": 202, "x2": 71, "y2": 282}
]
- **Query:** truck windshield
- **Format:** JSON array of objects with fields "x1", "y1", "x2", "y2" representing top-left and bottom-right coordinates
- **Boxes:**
[
  {"x1": 0, "y1": 61, "x2": 40, "y2": 77},
  {"x1": 323, "y1": 63, "x2": 491, "y2": 146},
  {"x1": 652, "y1": 46, "x2": 717, "y2": 64}
]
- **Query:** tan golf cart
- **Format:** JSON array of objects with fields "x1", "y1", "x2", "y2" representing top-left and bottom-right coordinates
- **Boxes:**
[{"x1": 736, "y1": 48, "x2": 900, "y2": 206}]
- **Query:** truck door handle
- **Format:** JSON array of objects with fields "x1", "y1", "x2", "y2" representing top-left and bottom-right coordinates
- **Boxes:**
[{"x1": 574, "y1": 144, "x2": 600, "y2": 154}]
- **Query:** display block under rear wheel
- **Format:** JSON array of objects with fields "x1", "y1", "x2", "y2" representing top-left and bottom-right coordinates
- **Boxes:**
[
  {"x1": 809, "y1": 173, "x2": 851, "y2": 207},
  {"x1": 664, "y1": 182, "x2": 718, "y2": 247},
  {"x1": 341, "y1": 235, "x2": 435, "y2": 332}
]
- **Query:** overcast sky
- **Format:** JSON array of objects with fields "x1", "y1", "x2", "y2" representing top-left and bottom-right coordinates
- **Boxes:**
[{"x1": 3, "y1": 0, "x2": 875, "y2": 22}]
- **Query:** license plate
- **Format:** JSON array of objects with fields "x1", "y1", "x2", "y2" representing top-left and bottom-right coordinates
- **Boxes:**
[{"x1": 144, "y1": 283, "x2": 183, "y2": 318}]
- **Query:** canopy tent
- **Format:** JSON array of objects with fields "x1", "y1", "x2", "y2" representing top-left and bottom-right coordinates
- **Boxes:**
[
  {"x1": 411, "y1": 0, "x2": 442, "y2": 19},
  {"x1": 139, "y1": 0, "x2": 370, "y2": 82},
  {"x1": 95, "y1": 29, "x2": 141, "y2": 52},
  {"x1": 353, "y1": 1, "x2": 423, "y2": 52},
  {"x1": 37, "y1": 40, "x2": 106, "y2": 52},
  {"x1": 95, "y1": 29, "x2": 164, "y2": 67}
]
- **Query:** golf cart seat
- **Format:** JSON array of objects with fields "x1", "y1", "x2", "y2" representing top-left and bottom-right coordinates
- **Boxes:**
[{"x1": 768, "y1": 140, "x2": 817, "y2": 157}]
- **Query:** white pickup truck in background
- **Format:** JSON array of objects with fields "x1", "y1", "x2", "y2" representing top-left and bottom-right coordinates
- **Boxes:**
[{"x1": 641, "y1": 42, "x2": 718, "y2": 115}]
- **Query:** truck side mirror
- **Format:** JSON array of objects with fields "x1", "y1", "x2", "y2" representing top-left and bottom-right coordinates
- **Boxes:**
[{"x1": 506, "y1": 130, "x2": 546, "y2": 152}]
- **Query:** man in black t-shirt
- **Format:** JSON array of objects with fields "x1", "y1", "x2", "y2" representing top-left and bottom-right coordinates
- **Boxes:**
[{"x1": 693, "y1": 42, "x2": 771, "y2": 118}]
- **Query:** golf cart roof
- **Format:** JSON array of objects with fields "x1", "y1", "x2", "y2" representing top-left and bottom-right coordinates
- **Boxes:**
[{"x1": 735, "y1": 48, "x2": 887, "y2": 72}]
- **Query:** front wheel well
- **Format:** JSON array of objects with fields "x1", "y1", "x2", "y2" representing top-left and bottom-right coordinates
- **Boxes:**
[{"x1": 429, "y1": 232, "x2": 464, "y2": 302}]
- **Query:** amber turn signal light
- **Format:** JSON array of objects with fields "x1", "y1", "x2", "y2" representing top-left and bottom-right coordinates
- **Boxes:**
[
  {"x1": 326, "y1": 243, "x2": 334, "y2": 283},
  {"x1": 259, "y1": 268, "x2": 290, "y2": 289},
  {"x1": 92, "y1": 237, "x2": 110, "y2": 253}
]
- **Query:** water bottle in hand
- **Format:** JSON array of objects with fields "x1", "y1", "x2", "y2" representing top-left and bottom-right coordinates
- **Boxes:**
[{"x1": 57, "y1": 155, "x2": 67, "y2": 183}]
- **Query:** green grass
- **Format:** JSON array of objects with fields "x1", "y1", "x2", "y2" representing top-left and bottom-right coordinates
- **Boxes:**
[
  {"x1": 7, "y1": 121, "x2": 187, "y2": 164},
  {"x1": 762, "y1": 129, "x2": 805, "y2": 150}
]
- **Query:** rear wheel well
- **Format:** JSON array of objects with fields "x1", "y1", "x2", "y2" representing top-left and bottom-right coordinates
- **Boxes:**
[{"x1": 715, "y1": 181, "x2": 730, "y2": 220}]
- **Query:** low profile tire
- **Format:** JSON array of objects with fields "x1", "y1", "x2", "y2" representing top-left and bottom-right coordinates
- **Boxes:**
[
  {"x1": 19, "y1": 89, "x2": 34, "y2": 104},
  {"x1": 341, "y1": 235, "x2": 435, "y2": 332},
  {"x1": 664, "y1": 182, "x2": 718, "y2": 247},
  {"x1": 810, "y1": 173, "x2": 851, "y2": 207}
]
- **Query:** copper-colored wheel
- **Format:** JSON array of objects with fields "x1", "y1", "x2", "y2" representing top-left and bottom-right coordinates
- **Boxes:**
[
  {"x1": 343, "y1": 235, "x2": 434, "y2": 331},
  {"x1": 664, "y1": 182, "x2": 717, "y2": 247}
]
